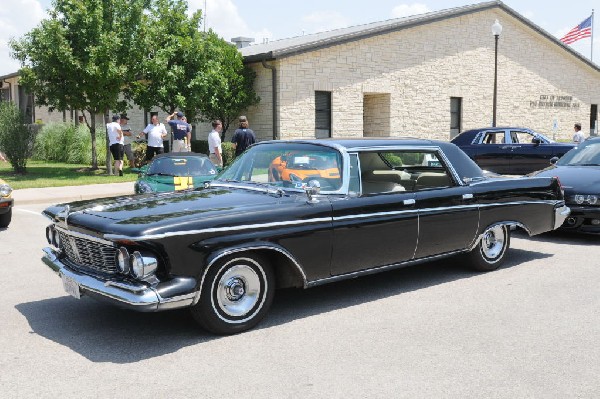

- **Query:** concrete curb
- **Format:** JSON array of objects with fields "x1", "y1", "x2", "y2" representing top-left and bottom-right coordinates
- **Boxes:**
[{"x1": 12, "y1": 182, "x2": 135, "y2": 205}]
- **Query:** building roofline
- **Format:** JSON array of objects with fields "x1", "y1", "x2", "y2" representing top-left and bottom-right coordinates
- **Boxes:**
[
  {"x1": 0, "y1": 71, "x2": 20, "y2": 81},
  {"x1": 243, "y1": 1, "x2": 599, "y2": 73}
]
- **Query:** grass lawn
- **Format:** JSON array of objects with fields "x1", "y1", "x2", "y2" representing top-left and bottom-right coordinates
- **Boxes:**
[{"x1": 0, "y1": 160, "x2": 137, "y2": 189}]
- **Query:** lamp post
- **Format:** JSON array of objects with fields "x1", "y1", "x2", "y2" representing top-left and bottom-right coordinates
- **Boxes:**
[{"x1": 491, "y1": 19, "x2": 503, "y2": 127}]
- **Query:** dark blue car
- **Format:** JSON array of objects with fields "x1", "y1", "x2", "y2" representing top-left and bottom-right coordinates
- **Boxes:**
[
  {"x1": 451, "y1": 127, "x2": 575, "y2": 175},
  {"x1": 530, "y1": 137, "x2": 600, "y2": 234}
]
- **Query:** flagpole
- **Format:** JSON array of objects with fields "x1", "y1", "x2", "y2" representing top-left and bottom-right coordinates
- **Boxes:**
[{"x1": 592, "y1": 9, "x2": 595, "y2": 62}]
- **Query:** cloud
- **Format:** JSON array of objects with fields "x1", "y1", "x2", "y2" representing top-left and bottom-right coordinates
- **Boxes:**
[
  {"x1": 0, "y1": 0, "x2": 47, "y2": 75},
  {"x1": 300, "y1": 10, "x2": 351, "y2": 34},
  {"x1": 187, "y1": 0, "x2": 272, "y2": 45},
  {"x1": 391, "y1": 3, "x2": 431, "y2": 19}
]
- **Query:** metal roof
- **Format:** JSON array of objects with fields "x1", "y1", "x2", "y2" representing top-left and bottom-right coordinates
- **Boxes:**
[{"x1": 241, "y1": 1, "x2": 600, "y2": 73}]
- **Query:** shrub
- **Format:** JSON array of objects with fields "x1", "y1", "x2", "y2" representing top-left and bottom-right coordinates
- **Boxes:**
[
  {"x1": 33, "y1": 122, "x2": 107, "y2": 166},
  {"x1": 191, "y1": 140, "x2": 236, "y2": 167},
  {"x1": 0, "y1": 102, "x2": 37, "y2": 173}
]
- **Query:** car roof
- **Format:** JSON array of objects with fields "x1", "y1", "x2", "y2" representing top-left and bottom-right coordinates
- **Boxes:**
[{"x1": 262, "y1": 137, "x2": 451, "y2": 151}]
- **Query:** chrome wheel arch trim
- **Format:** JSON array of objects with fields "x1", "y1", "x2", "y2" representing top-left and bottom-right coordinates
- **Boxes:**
[
  {"x1": 468, "y1": 221, "x2": 529, "y2": 252},
  {"x1": 192, "y1": 245, "x2": 308, "y2": 306}
]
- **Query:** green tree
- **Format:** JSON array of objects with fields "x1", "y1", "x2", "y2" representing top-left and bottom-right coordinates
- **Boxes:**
[
  {"x1": 0, "y1": 102, "x2": 37, "y2": 173},
  {"x1": 10, "y1": 0, "x2": 146, "y2": 172},
  {"x1": 129, "y1": 0, "x2": 259, "y2": 138}
]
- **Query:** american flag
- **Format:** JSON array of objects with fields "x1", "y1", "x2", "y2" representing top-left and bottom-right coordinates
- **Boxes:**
[{"x1": 560, "y1": 15, "x2": 593, "y2": 45}]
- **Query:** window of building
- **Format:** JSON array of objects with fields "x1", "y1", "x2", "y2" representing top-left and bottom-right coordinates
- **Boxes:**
[
  {"x1": 315, "y1": 91, "x2": 332, "y2": 139},
  {"x1": 1, "y1": 87, "x2": 9, "y2": 102},
  {"x1": 591, "y1": 104, "x2": 598, "y2": 136},
  {"x1": 450, "y1": 97, "x2": 462, "y2": 138}
]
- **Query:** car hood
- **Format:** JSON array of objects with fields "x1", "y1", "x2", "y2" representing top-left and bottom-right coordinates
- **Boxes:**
[
  {"x1": 43, "y1": 185, "x2": 322, "y2": 239},
  {"x1": 531, "y1": 165, "x2": 600, "y2": 192}
]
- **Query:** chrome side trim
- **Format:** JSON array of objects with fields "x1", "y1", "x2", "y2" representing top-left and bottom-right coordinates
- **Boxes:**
[
  {"x1": 55, "y1": 225, "x2": 116, "y2": 247},
  {"x1": 307, "y1": 249, "x2": 467, "y2": 288},
  {"x1": 104, "y1": 217, "x2": 332, "y2": 241},
  {"x1": 103, "y1": 200, "x2": 561, "y2": 242},
  {"x1": 191, "y1": 245, "x2": 308, "y2": 306}
]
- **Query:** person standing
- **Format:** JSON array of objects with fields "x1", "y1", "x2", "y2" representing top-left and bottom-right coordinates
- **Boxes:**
[
  {"x1": 208, "y1": 120, "x2": 223, "y2": 168},
  {"x1": 139, "y1": 115, "x2": 167, "y2": 161},
  {"x1": 166, "y1": 111, "x2": 192, "y2": 152},
  {"x1": 572, "y1": 122, "x2": 585, "y2": 144},
  {"x1": 107, "y1": 114, "x2": 124, "y2": 176},
  {"x1": 120, "y1": 115, "x2": 135, "y2": 168},
  {"x1": 231, "y1": 115, "x2": 256, "y2": 157}
]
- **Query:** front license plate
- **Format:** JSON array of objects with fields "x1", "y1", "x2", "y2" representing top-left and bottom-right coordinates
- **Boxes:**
[{"x1": 61, "y1": 274, "x2": 81, "y2": 299}]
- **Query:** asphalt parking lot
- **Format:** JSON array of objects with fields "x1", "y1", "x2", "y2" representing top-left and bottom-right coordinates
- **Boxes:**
[{"x1": 1, "y1": 196, "x2": 599, "y2": 398}]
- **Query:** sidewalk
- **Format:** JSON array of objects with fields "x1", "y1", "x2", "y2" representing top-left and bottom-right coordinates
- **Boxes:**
[{"x1": 12, "y1": 181, "x2": 135, "y2": 205}]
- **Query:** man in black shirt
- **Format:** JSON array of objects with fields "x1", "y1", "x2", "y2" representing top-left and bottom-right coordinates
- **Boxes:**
[{"x1": 231, "y1": 115, "x2": 256, "y2": 157}]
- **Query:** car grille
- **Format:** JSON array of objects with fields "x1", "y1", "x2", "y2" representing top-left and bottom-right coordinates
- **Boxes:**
[{"x1": 58, "y1": 230, "x2": 118, "y2": 275}]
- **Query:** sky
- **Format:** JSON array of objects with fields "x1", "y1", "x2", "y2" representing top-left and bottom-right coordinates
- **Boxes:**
[{"x1": 1, "y1": 0, "x2": 598, "y2": 76}]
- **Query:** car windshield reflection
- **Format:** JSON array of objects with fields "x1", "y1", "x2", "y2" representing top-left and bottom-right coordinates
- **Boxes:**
[
  {"x1": 217, "y1": 143, "x2": 343, "y2": 192},
  {"x1": 557, "y1": 142, "x2": 600, "y2": 166}
]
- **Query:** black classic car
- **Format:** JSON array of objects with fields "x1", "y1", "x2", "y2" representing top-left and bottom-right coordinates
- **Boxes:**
[
  {"x1": 0, "y1": 178, "x2": 13, "y2": 228},
  {"x1": 451, "y1": 127, "x2": 575, "y2": 175},
  {"x1": 530, "y1": 137, "x2": 600, "y2": 234},
  {"x1": 42, "y1": 139, "x2": 569, "y2": 334}
]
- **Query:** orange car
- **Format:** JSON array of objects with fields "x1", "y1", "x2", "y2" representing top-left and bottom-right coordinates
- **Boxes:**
[{"x1": 269, "y1": 152, "x2": 341, "y2": 184}]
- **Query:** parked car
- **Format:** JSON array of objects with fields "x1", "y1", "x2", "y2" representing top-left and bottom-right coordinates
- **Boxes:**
[
  {"x1": 132, "y1": 152, "x2": 218, "y2": 194},
  {"x1": 451, "y1": 127, "x2": 575, "y2": 175},
  {"x1": 530, "y1": 137, "x2": 600, "y2": 234},
  {"x1": 0, "y1": 178, "x2": 13, "y2": 228},
  {"x1": 41, "y1": 138, "x2": 569, "y2": 334}
]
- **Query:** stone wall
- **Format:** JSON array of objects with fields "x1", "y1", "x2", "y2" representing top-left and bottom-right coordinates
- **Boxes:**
[{"x1": 250, "y1": 7, "x2": 599, "y2": 141}]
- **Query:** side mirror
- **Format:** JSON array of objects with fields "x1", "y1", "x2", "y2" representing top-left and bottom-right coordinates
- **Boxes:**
[
  {"x1": 305, "y1": 180, "x2": 321, "y2": 203},
  {"x1": 549, "y1": 156, "x2": 559, "y2": 165},
  {"x1": 531, "y1": 137, "x2": 541, "y2": 146}
]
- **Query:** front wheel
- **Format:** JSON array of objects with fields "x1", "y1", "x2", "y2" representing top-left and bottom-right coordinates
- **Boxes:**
[
  {"x1": 191, "y1": 254, "x2": 275, "y2": 335},
  {"x1": 464, "y1": 225, "x2": 510, "y2": 271}
]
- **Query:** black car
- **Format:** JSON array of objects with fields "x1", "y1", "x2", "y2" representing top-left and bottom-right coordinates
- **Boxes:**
[
  {"x1": 41, "y1": 139, "x2": 569, "y2": 334},
  {"x1": 530, "y1": 137, "x2": 600, "y2": 234},
  {"x1": 451, "y1": 127, "x2": 575, "y2": 175}
]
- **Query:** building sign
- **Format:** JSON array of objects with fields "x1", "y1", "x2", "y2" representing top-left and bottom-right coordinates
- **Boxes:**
[{"x1": 530, "y1": 95, "x2": 580, "y2": 109}]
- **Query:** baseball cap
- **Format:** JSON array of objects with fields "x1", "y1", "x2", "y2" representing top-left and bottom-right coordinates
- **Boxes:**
[
  {"x1": 120, "y1": 114, "x2": 130, "y2": 120},
  {"x1": 176, "y1": 111, "x2": 184, "y2": 118}
]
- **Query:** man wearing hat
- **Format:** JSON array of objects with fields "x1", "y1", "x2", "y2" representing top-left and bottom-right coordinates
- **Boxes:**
[
  {"x1": 166, "y1": 111, "x2": 192, "y2": 152},
  {"x1": 119, "y1": 114, "x2": 135, "y2": 168},
  {"x1": 231, "y1": 115, "x2": 256, "y2": 157},
  {"x1": 107, "y1": 114, "x2": 124, "y2": 176},
  {"x1": 573, "y1": 122, "x2": 585, "y2": 144}
]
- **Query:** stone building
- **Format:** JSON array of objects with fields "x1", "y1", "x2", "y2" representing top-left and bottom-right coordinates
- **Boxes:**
[{"x1": 240, "y1": 0, "x2": 600, "y2": 142}]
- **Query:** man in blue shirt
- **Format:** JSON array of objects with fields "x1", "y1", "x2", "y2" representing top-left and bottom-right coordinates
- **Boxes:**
[{"x1": 166, "y1": 111, "x2": 192, "y2": 152}]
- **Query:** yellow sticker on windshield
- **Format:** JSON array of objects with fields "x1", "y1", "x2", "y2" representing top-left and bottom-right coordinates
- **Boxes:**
[{"x1": 174, "y1": 176, "x2": 193, "y2": 190}]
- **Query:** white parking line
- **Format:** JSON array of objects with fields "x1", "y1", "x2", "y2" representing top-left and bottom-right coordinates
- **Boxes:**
[{"x1": 15, "y1": 208, "x2": 43, "y2": 216}]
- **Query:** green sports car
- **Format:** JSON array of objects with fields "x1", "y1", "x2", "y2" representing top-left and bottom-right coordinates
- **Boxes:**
[{"x1": 133, "y1": 152, "x2": 218, "y2": 194}]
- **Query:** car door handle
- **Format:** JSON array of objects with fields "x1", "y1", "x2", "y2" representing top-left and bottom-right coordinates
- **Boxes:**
[
  {"x1": 403, "y1": 199, "x2": 416, "y2": 205},
  {"x1": 500, "y1": 146, "x2": 511, "y2": 150},
  {"x1": 462, "y1": 193, "x2": 474, "y2": 200}
]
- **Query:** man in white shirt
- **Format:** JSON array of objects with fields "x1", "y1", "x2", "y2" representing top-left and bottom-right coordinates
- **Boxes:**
[
  {"x1": 208, "y1": 120, "x2": 223, "y2": 168},
  {"x1": 139, "y1": 115, "x2": 167, "y2": 161},
  {"x1": 107, "y1": 114, "x2": 124, "y2": 176},
  {"x1": 573, "y1": 122, "x2": 585, "y2": 144}
]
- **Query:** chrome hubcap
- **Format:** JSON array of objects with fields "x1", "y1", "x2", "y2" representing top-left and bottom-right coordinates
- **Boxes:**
[
  {"x1": 217, "y1": 265, "x2": 261, "y2": 317},
  {"x1": 482, "y1": 226, "x2": 505, "y2": 259}
]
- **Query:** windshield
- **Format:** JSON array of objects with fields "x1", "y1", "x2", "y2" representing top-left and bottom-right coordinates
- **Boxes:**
[
  {"x1": 147, "y1": 156, "x2": 217, "y2": 177},
  {"x1": 557, "y1": 141, "x2": 600, "y2": 166},
  {"x1": 217, "y1": 143, "x2": 344, "y2": 192}
]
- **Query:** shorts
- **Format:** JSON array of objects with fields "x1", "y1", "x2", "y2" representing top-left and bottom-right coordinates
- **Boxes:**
[
  {"x1": 172, "y1": 139, "x2": 189, "y2": 153},
  {"x1": 123, "y1": 143, "x2": 134, "y2": 161},
  {"x1": 146, "y1": 146, "x2": 164, "y2": 161},
  {"x1": 110, "y1": 143, "x2": 124, "y2": 160}
]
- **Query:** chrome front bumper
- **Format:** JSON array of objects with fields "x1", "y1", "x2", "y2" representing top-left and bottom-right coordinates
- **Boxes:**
[
  {"x1": 42, "y1": 247, "x2": 197, "y2": 312},
  {"x1": 554, "y1": 204, "x2": 571, "y2": 230}
]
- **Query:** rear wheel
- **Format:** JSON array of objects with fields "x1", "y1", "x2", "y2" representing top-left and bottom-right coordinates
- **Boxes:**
[
  {"x1": 0, "y1": 208, "x2": 11, "y2": 228},
  {"x1": 191, "y1": 254, "x2": 274, "y2": 335},
  {"x1": 465, "y1": 225, "x2": 510, "y2": 271}
]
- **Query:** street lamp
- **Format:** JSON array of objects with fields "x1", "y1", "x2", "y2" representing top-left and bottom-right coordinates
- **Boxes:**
[{"x1": 492, "y1": 19, "x2": 503, "y2": 127}]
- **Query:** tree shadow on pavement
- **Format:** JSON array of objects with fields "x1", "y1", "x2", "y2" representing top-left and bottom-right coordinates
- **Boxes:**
[{"x1": 15, "y1": 246, "x2": 552, "y2": 364}]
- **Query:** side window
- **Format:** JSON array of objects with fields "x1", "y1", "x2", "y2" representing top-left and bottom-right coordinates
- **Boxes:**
[
  {"x1": 482, "y1": 131, "x2": 504, "y2": 144},
  {"x1": 358, "y1": 150, "x2": 453, "y2": 194},
  {"x1": 511, "y1": 131, "x2": 536, "y2": 144}
]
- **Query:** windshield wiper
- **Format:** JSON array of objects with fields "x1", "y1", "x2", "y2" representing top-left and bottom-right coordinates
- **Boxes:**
[
  {"x1": 147, "y1": 172, "x2": 174, "y2": 176},
  {"x1": 242, "y1": 181, "x2": 285, "y2": 196},
  {"x1": 574, "y1": 163, "x2": 600, "y2": 166}
]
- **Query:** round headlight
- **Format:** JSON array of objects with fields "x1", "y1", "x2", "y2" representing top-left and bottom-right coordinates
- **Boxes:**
[
  {"x1": 0, "y1": 184, "x2": 12, "y2": 197},
  {"x1": 588, "y1": 195, "x2": 598, "y2": 205},
  {"x1": 46, "y1": 225, "x2": 54, "y2": 245},
  {"x1": 575, "y1": 195, "x2": 585, "y2": 204},
  {"x1": 116, "y1": 247, "x2": 131, "y2": 274},
  {"x1": 130, "y1": 251, "x2": 158, "y2": 279}
]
